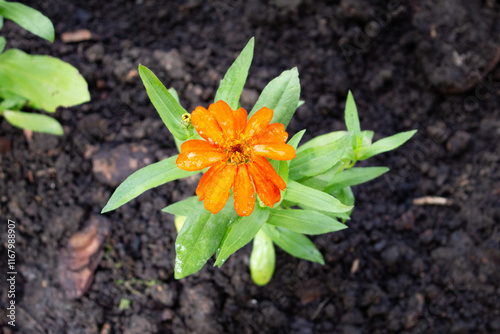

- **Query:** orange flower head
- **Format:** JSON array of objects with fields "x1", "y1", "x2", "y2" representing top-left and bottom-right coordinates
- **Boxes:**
[{"x1": 176, "y1": 100, "x2": 296, "y2": 216}]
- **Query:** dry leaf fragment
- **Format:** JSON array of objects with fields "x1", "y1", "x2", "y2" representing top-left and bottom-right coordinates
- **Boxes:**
[
  {"x1": 61, "y1": 29, "x2": 93, "y2": 43},
  {"x1": 57, "y1": 215, "x2": 110, "y2": 299}
]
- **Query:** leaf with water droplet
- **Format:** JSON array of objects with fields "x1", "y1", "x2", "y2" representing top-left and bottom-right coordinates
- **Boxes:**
[{"x1": 174, "y1": 198, "x2": 238, "y2": 279}]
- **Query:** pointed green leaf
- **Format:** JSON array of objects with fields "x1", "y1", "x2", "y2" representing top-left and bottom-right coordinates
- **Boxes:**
[
  {"x1": 324, "y1": 166, "x2": 389, "y2": 192},
  {"x1": 284, "y1": 180, "x2": 352, "y2": 213},
  {"x1": 138, "y1": 65, "x2": 188, "y2": 140},
  {"x1": 262, "y1": 224, "x2": 324, "y2": 264},
  {"x1": 297, "y1": 131, "x2": 348, "y2": 153},
  {"x1": 174, "y1": 200, "x2": 238, "y2": 279},
  {"x1": 0, "y1": 0, "x2": 54, "y2": 42},
  {"x1": 267, "y1": 209, "x2": 347, "y2": 235},
  {"x1": 290, "y1": 133, "x2": 350, "y2": 179},
  {"x1": 162, "y1": 196, "x2": 200, "y2": 216},
  {"x1": 250, "y1": 229, "x2": 275, "y2": 286},
  {"x1": 301, "y1": 161, "x2": 344, "y2": 191},
  {"x1": 249, "y1": 67, "x2": 300, "y2": 128},
  {"x1": 168, "y1": 87, "x2": 180, "y2": 104},
  {"x1": 331, "y1": 186, "x2": 355, "y2": 206},
  {"x1": 330, "y1": 186, "x2": 355, "y2": 220},
  {"x1": 298, "y1": 204, "x2": 351, "y2": 221},
  {"x1": 0, "y1": 49, "x2": 89, "y2": 112},
  {"x1": 3, "y1": 110, "x2": 63, "y2": 135},
  {"x1": 215, "y1": 207, "x2": 270, "y2": 267},
  {"x1": 101, "y1": 155, "x2": 197, "y2": 213},
  {"x1": 361, "y1": 130, "x2": 374, "y2": 141},
  {"x1": 356, "y1": 130, "x2": 417, "y2": 160},
  {"x1": 287, "y1": 129, "x2": 306, "y2": 150},
  {"x1": 345, "y1": 90, "x2": 360, "y2": 135},
  {"x1": 214, "y1": 37, "x2": 254, "y2": 109}
]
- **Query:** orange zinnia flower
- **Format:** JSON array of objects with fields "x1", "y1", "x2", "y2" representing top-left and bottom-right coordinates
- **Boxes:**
[{"x1": 176, "y1": 100, "x2": 296, "y2": 216}]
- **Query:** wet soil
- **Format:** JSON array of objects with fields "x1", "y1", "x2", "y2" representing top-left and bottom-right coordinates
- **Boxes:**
[{"x1": 1, "y1": 0, "x2": 500, "y2": 333}]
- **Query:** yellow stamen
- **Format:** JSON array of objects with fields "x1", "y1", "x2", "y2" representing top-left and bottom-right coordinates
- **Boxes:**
[{"x1": 223, "y1": 137, "x2": 253, "y2": 165}]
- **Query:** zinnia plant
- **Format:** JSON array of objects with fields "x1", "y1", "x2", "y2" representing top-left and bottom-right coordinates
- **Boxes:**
[{"x1": 102, "y1": 38, "x2": 416, "y2": 285}]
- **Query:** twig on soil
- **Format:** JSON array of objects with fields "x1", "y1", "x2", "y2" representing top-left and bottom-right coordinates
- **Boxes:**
[
  {"x1": 311, "y1": 298, "x2": 330, "y2": 320},
  {"x1": 413, "y1": 196, "x2": 453, "y2": 206}
]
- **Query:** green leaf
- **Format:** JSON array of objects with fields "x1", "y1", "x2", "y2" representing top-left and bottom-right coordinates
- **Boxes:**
[
  {"x1": 297, "y1": 203, "x2": 351, "y2": 221},
  {"x1": 330, "y1": 186, "x2": 355, "y2": 221},
  {"x1": 262, "y1": 224, "x2": 324, "y2": 264},
  {"x1": 3, "y1": 110, "x2": 63, "y2": 135},
  {"x1": 331, "y1": 186, "x2": 355, "y2": 206},
  {"x1": 174, "y1": 200, "x2": 238, "y2": 279},
  {"x1": 324, "y1": 167, "x2": 389, "y2": 192},
  {"x1": 0, "y1": 49, "x2": 89, "y2": 112},
  {"x1": 250, "y1": 229, "x2": 275, "y2": 286},
  {"x1": 297, "y1": 131, "x2": 348, "y2": 153},
  {"x1": 0, "y1": 0, "x2": 54, "y2": 42},
  {"x1": 361, "y1": 130, "x2": 374, "y2": 141},
  {"x1": 287, "y1": 129, "x2": 306, "y2": 150},
  {"x1": 267, "y1": 209, "x2": 347, "y2": 235},
  {"x1": 356, "y1": 130, "x2": 417, "y2": 160},
  {"x1": 0, "y1": 94, "x2": 26, "y2": 111},
  {"x1": 215, "y1": 207, "x2": 270, "y2": 267},
  {"x1": 290, "y1": 145, "x2": 344, "y2": 180},
  {"x1": 0, "y1": 36, "x2": 5, "y2": 53},
  {"x1": 0, "y1": 15, "x2": 3, "y2": 30},
  {"x1": 289, "y1": 133, "x2": 350, "y2": 179},
  {"x1": 301, "y1": 161, "x2": 344, "y2": 191},
  {"x1": 101, "y1": 155, "x2": 197, "y2": 213},
  {"x1": 138, "y1": 65, "x2": 188, "y2": 140},
  {"x1": 162, "y1": 196, "x2": 200, "y2": 216},
  {"x1": 345, "y1": 90, "x2": 361, "y2": 135},
  {"x1": 214, "y1": 37, "x2": 254, "y2": 109},
  {"x1": 284, "y1": 180, "x2": 352, "y2": 213},
  {"x1": 174, "y1": 215, "x2": 186, "y2": 233},
  {"x1": 249, "y1": 67, "x2": 300, "y2": 128},
  {"x1": 168, "y1": 87, "x2": 180, "y2": 104}
]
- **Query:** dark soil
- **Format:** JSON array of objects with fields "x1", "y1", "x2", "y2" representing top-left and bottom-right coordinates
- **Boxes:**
[{"x1": 1, "y1": 0, "x2": 500, "y2": 333}]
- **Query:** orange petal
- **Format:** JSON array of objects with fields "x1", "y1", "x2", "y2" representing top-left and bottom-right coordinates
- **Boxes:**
[
  {"x1": 210, "y1": 100, "x2": 236, "y2": 139},
  {"x1": 204, "y1": 164, "x2": 237, "y2": 214},
  {"x1": 233, "y1": 165, "x2": 255, "y2": 216},
  {"x1": 247, "y1": 162, "x2": 281, "y2": 208},
  {"x1": 191, "y1": 106, "x2": 224, "y2": 145},
  {"x1": 244, "y1": 107, "x2": 273, "y2": 138},
  {"x1": 196, "y1": 161, "x2": 225, "y2": 200},
  {"x1": 253, "y1": 143, "x2": 296, "y2": 161},
  {"x1": 233, "y1": 107, "x2": 248, "y2": 133},
  {"x1": 252, "y1": 156, "x2": 286, "y2": 190},
  {"x1": 176, "y1": 150, "x2": 226, "y2": 171},
  {"x1": 253, "y1": 123, "x2": 288, "y2": 144},
  {"x1": 180, "y1": 139, "x2": 219, "y2": 153}
]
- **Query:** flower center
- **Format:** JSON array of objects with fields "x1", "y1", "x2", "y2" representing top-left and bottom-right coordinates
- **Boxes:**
[{"x1": 224, "y1": 138, "x2": 252, "y2": 165}]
